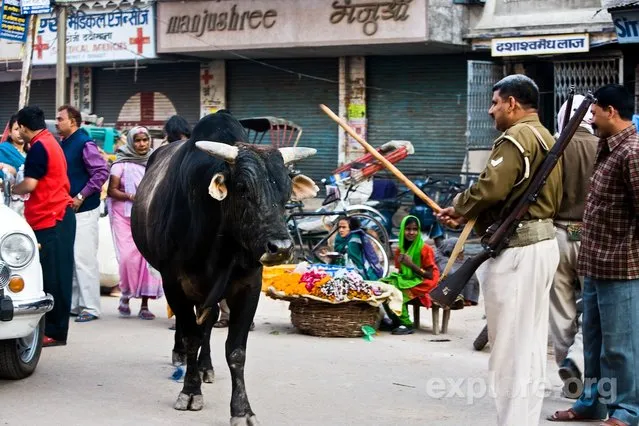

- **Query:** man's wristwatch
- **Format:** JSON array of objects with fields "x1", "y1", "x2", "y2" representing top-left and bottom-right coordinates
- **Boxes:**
[{"x1": 77, "y1": 193, "x2": 84, "y2": 201}]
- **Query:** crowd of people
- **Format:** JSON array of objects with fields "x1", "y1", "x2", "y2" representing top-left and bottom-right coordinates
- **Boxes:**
[
  {"x1": 1, "y1": 77, "x2": 637, "y2": 426},
  {"x1": 437, "y1": 79, "x2": 638, "y2": 426},
  {"x1": 0, "y1": 105, "x2": 191, "y2": 346}
]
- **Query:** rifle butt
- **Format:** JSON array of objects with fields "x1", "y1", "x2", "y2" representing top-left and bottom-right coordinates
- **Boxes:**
[{"x1": 430, "y1": 250, "x2": 492, "y2": 308}]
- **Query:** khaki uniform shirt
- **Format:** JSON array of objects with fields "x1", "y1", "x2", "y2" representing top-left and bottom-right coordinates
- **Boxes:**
[
  {"x1": 555, "y1": 126, "x2": 598, "y2": 221},
  {"x1": 454, "y1": 114, "x2": 563, "y2": 236}
]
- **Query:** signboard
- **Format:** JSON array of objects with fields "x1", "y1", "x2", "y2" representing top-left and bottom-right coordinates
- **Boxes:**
[
  {"x1": 0, "y1": 0, "x2": 28, "y2": 42},
  {"x1": 32, "y1": 5, "x2": 156, "y2": 65},
  {"x1": 157, "y1": 0, "x2": 427, "y2": 54},
  {"x1": 611, "y1": 9, "x2": 639, "y2": 44},
  {"x1": 20, "y1": 0, "x2": 51, "y2": 15},
  {"x1": 491, "y1": 34, "x2": 589, "y2": 57}
]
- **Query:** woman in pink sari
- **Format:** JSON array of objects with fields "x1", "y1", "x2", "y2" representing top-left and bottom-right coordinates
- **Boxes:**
[{"x1": 107, "y1": 126, "x2": 163, "y2": 319}]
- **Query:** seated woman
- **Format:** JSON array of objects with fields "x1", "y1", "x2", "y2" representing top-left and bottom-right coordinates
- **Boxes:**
[
  {"x1": 330, "y1": 216, "x2": 383, "y2": 281},
  {"x1": 381, "y1": 215, "x2": 440, "y2": 335}
]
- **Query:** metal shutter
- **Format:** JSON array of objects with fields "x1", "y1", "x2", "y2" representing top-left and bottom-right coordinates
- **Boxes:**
[
  {"x1": 93, "y1": 62, "x2": 200, "y2": 128},
  {"x1": 0, "y1": 79, "x2": 56, "y2": 125},
  {"x1": 227, "y1": 58, "x2": 339, "y2": 184},
  {"x1": 366, "y1": 55, "x2": 468, "y2": 176}
]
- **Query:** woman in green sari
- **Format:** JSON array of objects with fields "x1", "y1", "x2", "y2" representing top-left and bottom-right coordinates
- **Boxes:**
[
  {"x1": 381, "y1": 215, "x2": 440, "y2": 335},
  {"x1": 332, "y1": 217, "x2": 382, "y2": 281}
]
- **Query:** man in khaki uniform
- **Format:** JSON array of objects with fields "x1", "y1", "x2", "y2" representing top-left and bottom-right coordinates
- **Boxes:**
[
  {"x1": 550, "y1": 95, "x2": 598, "y2": 399},
  {"x1": 438, "y1": 74, "x2": 562, "y2": 426}
]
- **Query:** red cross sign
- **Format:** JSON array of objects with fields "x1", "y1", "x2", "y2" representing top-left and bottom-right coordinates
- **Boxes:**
[
  {"x1": 34, "y1": 36, "x2": 50, "y2": 60},
  {"x1": 201, "y1": 69, "x2": 214, "y2": 86},
  {"x1": 129, "y1": 27, "x2": 150, "y2": 55}
]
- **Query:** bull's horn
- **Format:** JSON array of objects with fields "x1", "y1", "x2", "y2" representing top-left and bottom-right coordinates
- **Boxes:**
[
  {"x1": 195, "y1": 141, "x2": 239, "y2": 164},
  {"x1": 279, "y1": 147, "x2": 317, "y2": 165}
]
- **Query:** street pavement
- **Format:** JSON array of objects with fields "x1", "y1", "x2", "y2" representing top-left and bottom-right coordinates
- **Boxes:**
[{"x1": 0, "y1": 293, "x2": 595, "y2": 426}]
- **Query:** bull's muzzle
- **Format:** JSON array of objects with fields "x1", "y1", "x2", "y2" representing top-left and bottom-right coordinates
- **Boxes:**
[{"x1": 260, "y1": 239, "x2": 293, "y2": 266}]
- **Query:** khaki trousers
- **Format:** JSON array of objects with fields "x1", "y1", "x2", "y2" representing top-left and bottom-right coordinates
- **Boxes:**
[
  {"x1": 477, "y1": 238, "x2": 559, "y2": 426},
  {"x1": 549, "y1": 226, "x2": 584, "y2": 375},
  {"x1": 70, "y1": 206, "x2": 102, "y2": 317}
]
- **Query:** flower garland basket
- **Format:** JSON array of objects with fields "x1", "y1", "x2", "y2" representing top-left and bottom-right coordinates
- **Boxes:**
[{"x1": 288, "y1": 298, "x2": 381, "y2": 338}]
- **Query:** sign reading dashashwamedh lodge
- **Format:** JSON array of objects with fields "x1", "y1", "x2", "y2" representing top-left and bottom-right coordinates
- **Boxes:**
[{"x1": 491, "y1": 33, "x2": 590, "y2": 57}]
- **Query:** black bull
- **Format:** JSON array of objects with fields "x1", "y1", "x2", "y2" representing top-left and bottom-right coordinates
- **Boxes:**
[{"x1": 130, "y1": 111, "x2": 318, "y2": 424}]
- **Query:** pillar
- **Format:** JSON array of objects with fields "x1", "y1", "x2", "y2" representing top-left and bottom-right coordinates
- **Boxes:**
[
  {"x1": 338, "y1": 56, "x2": 367, "y2": 165},
  {"x1": 69, "y1": 66, "x2": 92, "y2": 113},
  {"x1": 200, "y1": 60, "x2": 226, "y2": 118}
]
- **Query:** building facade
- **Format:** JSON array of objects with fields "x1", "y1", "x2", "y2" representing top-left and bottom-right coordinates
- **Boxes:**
[{"x1": 155, "y1": 0, "x2": 479, "y2": 182}]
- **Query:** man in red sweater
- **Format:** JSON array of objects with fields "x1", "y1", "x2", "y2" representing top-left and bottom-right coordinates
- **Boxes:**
[{"x1": 13, "y1": 106, "x2": 76, "y2": 347}]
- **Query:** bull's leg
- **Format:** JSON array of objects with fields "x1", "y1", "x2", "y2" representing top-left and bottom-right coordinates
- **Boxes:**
[
  {"x1": 226, "y1": 272, "x2": 261, "y2": 426},
  {"x1": 172, "y1": 315, "x2": 186, "y2": 366},
  {"x1": 198, "y1": 306, "x2": 217, "y2": 383}
]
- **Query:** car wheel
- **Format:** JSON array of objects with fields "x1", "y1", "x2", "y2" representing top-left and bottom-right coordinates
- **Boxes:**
[{"x1": 0, "y1": 317, "x2": 45, "y2": 379}]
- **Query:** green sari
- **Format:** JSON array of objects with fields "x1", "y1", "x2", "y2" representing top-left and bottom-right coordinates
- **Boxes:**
[
  {"x1": 382, "y1": 215, "x2": 425, "y2": 290},
  {"x1": 381, "y1": 215, "x2": 425, "y2": 326},
  {"x1": 334, "y1": 231, "x2": 379, "y2": 281}
]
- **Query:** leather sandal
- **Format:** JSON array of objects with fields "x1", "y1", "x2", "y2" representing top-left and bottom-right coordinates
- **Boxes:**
[{"x1": 547, "y1": 408, "x2": 604, "y2": 422}]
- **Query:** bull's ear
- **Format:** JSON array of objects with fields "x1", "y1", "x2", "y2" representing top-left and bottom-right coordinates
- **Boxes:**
[
  {"x1": 291, "y1": 174, "x2": 319, "y2": 201},
  {"x1": 208, "y1": 173, "x2": 228, "y2": 201}
]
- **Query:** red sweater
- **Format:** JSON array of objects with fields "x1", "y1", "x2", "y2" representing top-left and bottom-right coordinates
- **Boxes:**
[{"x1": 24, "y1": 130, "x2": 73, "y2": 230}]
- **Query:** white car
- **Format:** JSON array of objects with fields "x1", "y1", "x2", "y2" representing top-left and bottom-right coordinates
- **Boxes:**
[{"x1": 0, "y1": 196, "x2": 54, "y2": 379}]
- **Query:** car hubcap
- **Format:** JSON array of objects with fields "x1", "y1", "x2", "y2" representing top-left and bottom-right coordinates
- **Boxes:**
[{"x1": 16, "y1": 324, "x2": 40, "y2": 363}]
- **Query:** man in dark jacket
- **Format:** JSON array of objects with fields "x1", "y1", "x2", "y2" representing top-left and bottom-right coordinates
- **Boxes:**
[{"x1": 56, "y1": 105, "x2": 109, "y2": 322}]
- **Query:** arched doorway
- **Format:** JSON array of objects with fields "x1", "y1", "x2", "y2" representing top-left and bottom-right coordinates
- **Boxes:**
[{"x1": 116, "y1": 91, "x2": 177, "y2": 146}]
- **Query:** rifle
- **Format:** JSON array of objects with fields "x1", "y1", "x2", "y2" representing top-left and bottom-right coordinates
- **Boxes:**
[
  {"x1": 429, "y1": 92, "x2": 596, "y2": 308},
  {"x1": 561, "y1": 86, "x2": 575, "y2": 132}
]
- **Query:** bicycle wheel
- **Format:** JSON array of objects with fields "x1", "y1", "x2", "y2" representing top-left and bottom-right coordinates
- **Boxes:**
[{"x1": 344, "y1": 212, "x2": 391, "y2": 257}]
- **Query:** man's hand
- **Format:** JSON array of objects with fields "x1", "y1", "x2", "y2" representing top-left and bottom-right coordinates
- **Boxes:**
[
  {"x1": 436, "y1": 206, "x2": 467, "y2": 229},
  {"x1": 72, "y1": 196, "x2": 84, "y2": 212}
]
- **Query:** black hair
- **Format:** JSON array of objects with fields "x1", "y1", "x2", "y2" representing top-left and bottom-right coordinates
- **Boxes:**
[
  {"x1": 58, "y1": 104, "x2": 82, "y2": 126},
  {"x1": 7, "y1": 114, "x2": 18, "y2": 142},
  {"x1": 593, "y1": 84, "x2": 635, "y2": 121},
  {"x1": 404, "y1": 216, "x2": 419, "y2": 228},
  {"x1": 164, "y1": 115, "x2": 192, "y2": 143},
  {"x1": 492, "y1": 74, "x2": 540, "y2": 110},
  {"x1": 16, "y1": 106, "x2": 46, "y2": 131},
  {"x1": 348, "y1": 217, "x2": 361, "y2": 231}
]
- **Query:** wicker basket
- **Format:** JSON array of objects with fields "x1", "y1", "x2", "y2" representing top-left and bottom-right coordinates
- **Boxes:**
[{"x1": 289, "y1": 298, "x2": 380, "y2": 338}]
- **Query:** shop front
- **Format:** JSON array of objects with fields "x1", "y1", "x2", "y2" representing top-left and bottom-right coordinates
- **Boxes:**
[{"x1": 156, "y1": 0, "x2": 473, "y2": 177}]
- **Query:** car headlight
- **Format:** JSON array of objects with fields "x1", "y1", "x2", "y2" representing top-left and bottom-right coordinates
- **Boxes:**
[{"x1": 0, "y1": 232, "x2": 36, "y2": 269}]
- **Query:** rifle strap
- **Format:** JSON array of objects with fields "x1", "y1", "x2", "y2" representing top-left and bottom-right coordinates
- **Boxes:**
[
  {"x1": 500, "y1": 124, "x2": 550, "y2": 188},
  {"x1": 441, "y1": 218, "x2": 477, "y2": 279}
]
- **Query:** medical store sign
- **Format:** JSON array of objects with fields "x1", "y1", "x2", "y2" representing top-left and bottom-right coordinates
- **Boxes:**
[
  {"x1": 32, "y1": 5, "x2": 156, "y2": 66},
  {"x1": 612, "y1": 9, "x2": 639, "y2": 44},
  {"x1": 491, "y1": 34, "x2": 590, "y2": 57}
]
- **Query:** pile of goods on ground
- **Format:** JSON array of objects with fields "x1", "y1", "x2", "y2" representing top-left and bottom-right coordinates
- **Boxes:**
[{"x1": 262, "y1": 263, "x2": 402, "y2": 313}]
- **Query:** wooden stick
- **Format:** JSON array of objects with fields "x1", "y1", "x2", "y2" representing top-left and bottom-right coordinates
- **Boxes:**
[{"x1": 320, "y1": 104, "x2": 444, "y2": 214}]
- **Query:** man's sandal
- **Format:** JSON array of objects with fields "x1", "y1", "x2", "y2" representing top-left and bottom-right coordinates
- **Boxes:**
[{"x1": 547, "y1": 409, "x2": 604, "y2": 422}]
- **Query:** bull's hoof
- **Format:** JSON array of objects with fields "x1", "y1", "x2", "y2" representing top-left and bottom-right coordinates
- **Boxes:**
[
  {"x1": 230, "y1": 415, "x2": 260, "y2": 426},
  {"x1": 172, "y1": 351, "x2": 186, "y2": 367},
  {"x1": 200, "y1": 368, "x2": 215, "y2": 383},
  {"x1": 174, "y1": 392, "x2": 204, "y2": 411}
]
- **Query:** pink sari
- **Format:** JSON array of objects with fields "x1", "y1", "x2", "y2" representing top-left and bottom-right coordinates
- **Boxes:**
[{"x1": 107, "y1": 162, "x2": 163, "y2": 299}]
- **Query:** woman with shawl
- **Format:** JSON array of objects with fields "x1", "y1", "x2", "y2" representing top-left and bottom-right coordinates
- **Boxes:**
[
  {"x1": 381, "y1": 215, "x2": 440, "y2": 335},
  {"x1": 0, "y1": 114, "x2": 27, "y2": 175},
  {"x1": 107, "y1": 126, "x2": 163, "y2": 320},
  {"x1": 332, "y1": 216, "x2": 382, "y2": 281}
]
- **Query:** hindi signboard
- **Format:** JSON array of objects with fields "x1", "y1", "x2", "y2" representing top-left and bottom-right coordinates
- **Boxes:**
[
  {"x1": 20, "y1": 0, "x2": 51, "y2": 15},
  {"x1": 0, "y1": 0, "x2": 28, "y2": 42},
  {"x1": 32, "y1": 5, "x2": 156, "y2": 65},
  {"x1": 491, "y1": 34, "x2": 590, "y2": 57}
]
